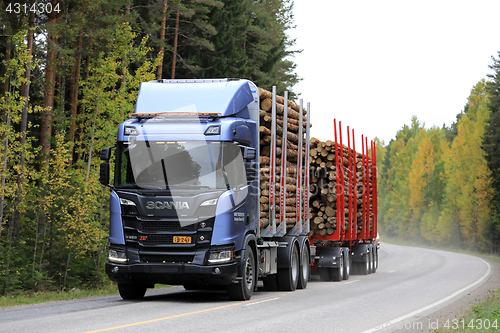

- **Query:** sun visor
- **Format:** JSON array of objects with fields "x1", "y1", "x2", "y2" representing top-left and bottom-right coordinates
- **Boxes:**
[{"x1": 134, "y1": 80, "x2": 255, "y2": 117}]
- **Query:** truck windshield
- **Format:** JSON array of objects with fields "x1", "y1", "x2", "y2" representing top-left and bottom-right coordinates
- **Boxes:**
[{"x1": 114, "y1": 140, "x2": 246, "y2": 191}]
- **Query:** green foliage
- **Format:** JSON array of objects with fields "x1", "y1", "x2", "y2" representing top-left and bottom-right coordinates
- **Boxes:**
[
  {"x1": 379, "y1": 80, "x2": 496, "y2": 252},
  {"x1": 483, "y1": 51, "x2": 500, "y2": 252},
  {"x1": 0, "y1": 0, "x2": 301, "y2": 295}
]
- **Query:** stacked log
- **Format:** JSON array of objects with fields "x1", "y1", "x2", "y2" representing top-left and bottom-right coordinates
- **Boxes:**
[
  {"x1": 258, "y1": 88, "x2": 308, "y2": 230},
  {"x1": 307, "y1": 137, "x2": 374, "y2": 237}
]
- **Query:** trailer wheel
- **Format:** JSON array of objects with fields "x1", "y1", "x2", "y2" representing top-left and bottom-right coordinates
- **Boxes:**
[
  {"x1": 278, "y1": 244, "x2": 299, "y2": 291},
  {"x1": 369, "y1": 247, "x2": 374, "y2": 274},
  {"x1": 332, "y1": 253, "x2": 344, "y2": 282},
  {"x1": 118, "y1": 283, "x2": 147, "y2": 300},
  {"x1": 297, "y1": 245, "x2": 310, "y2": 289},
  {"x1": 228, "y1": 244, "x2": 256, "y2": 301},
  {"x1": 359, "y1": 253, "x2": 370, "y2": 275},
  {"x1": 343, "y1": 253, "x2": 350, "y2": 280}
]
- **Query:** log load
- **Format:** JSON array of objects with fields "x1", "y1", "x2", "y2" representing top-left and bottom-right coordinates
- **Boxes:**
[
  {"x1": 258, "y1": 88, "x2": 309, "y2": 231},
  {"x1": 257, "y1": 87, "x2": 375, "y2": 238},
  {"x1": 307, "y1": 137, "x2": 374, "y2": 238}
]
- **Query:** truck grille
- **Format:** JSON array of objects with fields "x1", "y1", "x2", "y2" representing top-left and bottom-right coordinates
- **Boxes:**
[{"x1": 142, "y1": 221, "x2": 196, "y2": 232}]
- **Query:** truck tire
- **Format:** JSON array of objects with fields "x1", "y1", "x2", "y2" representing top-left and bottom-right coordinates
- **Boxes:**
[
  {"x1": 373, "y1": 247, "x2": 378, "y2": 273},
  {"x1": 118, "y1": 283, "x2": 147, "y2": 300},
  {"x1": 332, "y1": 252, "x2": 344, "y2": 282},
  {"x1": 358, "y1": 253, "x2": 370, "y2": 275},
  {"x1": 369, "y1": 247, "x2": 374, "y2": 273},
  {"x1": 227, "y1": 244, "x2": 256, "y2": 301},
  {"x1": 297, "y1": 245, "x2": 310, "y2": 289},
  {"x1": 343, "y1": 252, "x2": 350, "y2": 280},
  {"x1": 278, "y1": 244, "x2": 299, "y2": 291}
]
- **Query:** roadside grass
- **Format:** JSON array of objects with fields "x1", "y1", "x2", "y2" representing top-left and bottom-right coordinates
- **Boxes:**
[
  {"x1": 0, "y1": 283, "x2": 119, "y2": 308},
  {"x1": 436, "y1": 290, "x2": 500, "y2": 332},
  {"x1": 0, "y1": 283, "x2": 175, "y2": 308},
  {"x1": 382, "y1": 235, "x2": 500, "y2": 332}
]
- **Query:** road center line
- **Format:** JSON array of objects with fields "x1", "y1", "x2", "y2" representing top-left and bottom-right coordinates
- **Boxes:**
[
  {"x1": 85, "y1": 294, "x2": 286, "y2": 333},
  {"x1": 361, "y1": 257, "x2": 492, "y2": 333}
]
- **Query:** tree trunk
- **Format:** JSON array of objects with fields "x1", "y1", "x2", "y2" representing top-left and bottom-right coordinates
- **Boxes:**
[
  {"x1": 69, "y1": 31, "x2": 83, "y2": 158},
  {"x1": 171, "y1": 10, "x2": 180, "y2": 79},
  {"x1": 12, "y1": 12, "x2": 34, "y2": 239},
  {"x1": 75, "y1": 56, "x2": 91, "y2": 166},
  {"x1": 0, "y1": 113, "x2": 10, "y2": 245},
  {"x1": 40, "y1": 0, "x2": 59, "y2": 169},
  {"x1": 156, "y1": 0, "x2": 168, "y2": 80}
]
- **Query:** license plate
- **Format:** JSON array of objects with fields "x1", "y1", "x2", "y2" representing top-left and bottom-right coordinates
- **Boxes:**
[{"x1": 173, "y1": 236, "x2": 191, "y2": 244}]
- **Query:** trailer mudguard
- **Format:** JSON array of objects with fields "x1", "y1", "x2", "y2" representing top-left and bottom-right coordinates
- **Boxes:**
[
  {"x1": 351, "y1": 243, "x2": 369, "y2": 263},
  {"x1": 276, "y1": 236, "x2": 300, "y2": 268},
  {"x1": 316, "y1": 246, "x2": 343, "y2": 268}
]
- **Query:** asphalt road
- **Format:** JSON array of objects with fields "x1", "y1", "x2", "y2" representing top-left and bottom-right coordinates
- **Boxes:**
[{"x1": 0, "y1": 243, "x2": 492, "y2": 333}]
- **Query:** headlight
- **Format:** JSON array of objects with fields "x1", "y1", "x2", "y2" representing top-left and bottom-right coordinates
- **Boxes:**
[
  {"x1": 108, "y1": 249, "x2": 128, "y2": 263},
  {"x1": 120, "y1": 198, "x2": 138, "y2": 216},
  {"x1": 208, "y1": 247, "x2": 234, "y2": 264},
  {"x1": 120, "y1": 198, "x2": 136, "y2": 206}
]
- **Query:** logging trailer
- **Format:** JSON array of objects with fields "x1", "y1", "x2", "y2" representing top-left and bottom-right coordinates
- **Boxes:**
[{"x1": 99, "y1": 78, "x2": 378, "y2": 300}]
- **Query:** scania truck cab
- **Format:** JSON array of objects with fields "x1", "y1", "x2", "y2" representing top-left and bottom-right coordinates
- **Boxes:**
[{"x1": 100, "y1": 79, "x2": 269, "y2": 300}]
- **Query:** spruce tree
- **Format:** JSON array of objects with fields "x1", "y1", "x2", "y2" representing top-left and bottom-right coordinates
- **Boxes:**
[{"x1": 483, "y1": 51, "x2": 500, "y2": 252}]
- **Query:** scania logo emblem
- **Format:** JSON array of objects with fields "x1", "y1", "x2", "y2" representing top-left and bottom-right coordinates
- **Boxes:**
[{"x1": 146, "y1": 201, "x2": 190, "y2": 210}]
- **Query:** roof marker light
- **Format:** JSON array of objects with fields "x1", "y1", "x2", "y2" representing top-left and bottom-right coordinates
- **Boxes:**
[{"x1": 205, "y1": 125, "x2": 221, "y2": 135}]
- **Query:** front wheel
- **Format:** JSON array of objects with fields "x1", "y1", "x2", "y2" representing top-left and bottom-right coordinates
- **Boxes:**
[
  {"x1": 227, "y1": 245, "x2": 256, "y2": 301},
  {"x1": 118, "y1": 283, "x2": 147, "y2": 300}
]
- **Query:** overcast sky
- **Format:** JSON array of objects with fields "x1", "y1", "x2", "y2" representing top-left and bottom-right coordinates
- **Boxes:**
[{"x1": 288, "y1": 0, "x2": 500, "y2": 145}]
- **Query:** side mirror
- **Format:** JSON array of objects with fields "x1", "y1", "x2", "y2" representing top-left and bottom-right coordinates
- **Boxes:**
[
  {"x1": 99, "y1": 162, "x2": 110, "y2": 185},
  {"x1": 100, "y1": 147, "x2": 112, "y2": 161}
]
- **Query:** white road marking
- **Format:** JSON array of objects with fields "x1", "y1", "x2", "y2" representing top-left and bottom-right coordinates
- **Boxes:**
[
  {"x1": 244, "y1": 297, "x2": 280, "y2": 306},
  {"x1": 361, "y1": 258, "x2": 492, "y2": 333},
  {"x1": 344, "y1": 280, "x2": 360, "y2": 285},
  {"x1": 387, "y1": 270, "x2": 396, "y2": 273}
]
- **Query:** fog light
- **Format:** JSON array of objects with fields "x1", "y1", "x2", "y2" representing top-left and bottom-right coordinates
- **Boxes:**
[
  {"x1": 112, "y1": 266, "x2": 119, "y2": 273},
  {"x1": 214, "y1": 267, "x2": 221, "y2": 274}
]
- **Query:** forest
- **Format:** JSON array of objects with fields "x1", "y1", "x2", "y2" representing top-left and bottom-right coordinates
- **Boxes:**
[
  {"x1": 1, "y1": 0, "x2": 500, "y2": 296},
  {"x1": 0, "y1": 0, "x2": 299, "y2": 294},
  {"x1": 376, "y1": 58, "x2": 500, "y2": 254}
]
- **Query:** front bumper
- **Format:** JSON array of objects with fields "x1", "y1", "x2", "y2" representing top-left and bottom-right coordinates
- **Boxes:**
[{"x1": 105, "y1": 261, "x2": 238, "y2": 286}]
